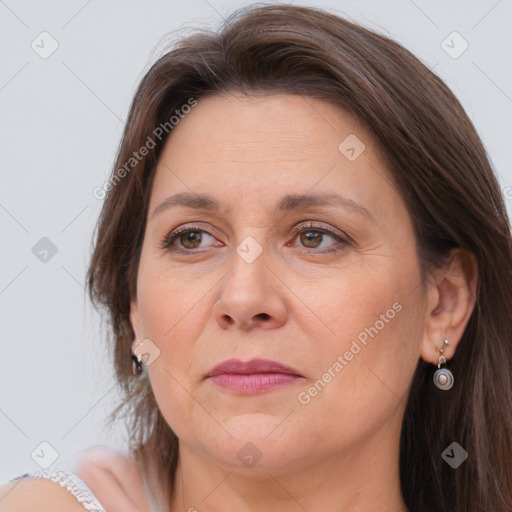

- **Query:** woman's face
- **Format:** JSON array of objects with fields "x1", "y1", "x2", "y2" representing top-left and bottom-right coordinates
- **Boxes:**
[{"x1": 130, "y1": 92, "x2": 428, "y2": 474}]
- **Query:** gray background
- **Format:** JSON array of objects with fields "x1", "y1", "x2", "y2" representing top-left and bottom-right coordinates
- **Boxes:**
[{"x1": 1, "y1": 0, "x2": 511, "y2": 481}]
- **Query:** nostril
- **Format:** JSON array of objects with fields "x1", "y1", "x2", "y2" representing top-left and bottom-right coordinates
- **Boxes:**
[{"x1": 223, "y1": 315, "x2": 235, "y2": 325}]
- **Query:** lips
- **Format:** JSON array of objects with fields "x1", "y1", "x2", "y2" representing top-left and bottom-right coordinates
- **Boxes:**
[
  {"x1": 206, "y1": 358, "x2": 303, "y2": 378},
  {"x1": 206, "y1": 358, "x2": 304, "y2": 394}
]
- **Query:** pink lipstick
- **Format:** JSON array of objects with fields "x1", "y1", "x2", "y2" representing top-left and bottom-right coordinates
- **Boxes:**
[{"x1": 206, "y1": 358, "x2": 303, "y2": 394}]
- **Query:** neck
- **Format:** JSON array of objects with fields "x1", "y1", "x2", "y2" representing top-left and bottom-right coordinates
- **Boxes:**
[{"x1": 169, "y1": 412, "x2": 409, "y2": 512}]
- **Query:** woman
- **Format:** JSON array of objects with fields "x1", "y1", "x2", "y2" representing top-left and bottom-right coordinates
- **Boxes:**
[{"x1": 2, "y1": 3, "x2": 511, "y2": 512}]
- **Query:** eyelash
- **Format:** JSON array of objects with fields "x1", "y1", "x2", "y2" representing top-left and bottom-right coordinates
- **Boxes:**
[{"x1": 159, "y1": 222, "x2": 349, "y2": 254}]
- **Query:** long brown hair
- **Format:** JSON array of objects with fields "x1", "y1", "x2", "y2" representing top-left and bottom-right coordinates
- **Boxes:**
[{"x1": 87, "y1": 4, "x2": 512, "y2": 511}]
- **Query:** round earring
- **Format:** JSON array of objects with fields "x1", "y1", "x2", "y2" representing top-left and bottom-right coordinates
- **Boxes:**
[
  {"x1": 131, "y1": 353, "x2": 143, "y2": 377},
  {"x1": 433, "y1": 338, "x2": 454, "y2": 390}
]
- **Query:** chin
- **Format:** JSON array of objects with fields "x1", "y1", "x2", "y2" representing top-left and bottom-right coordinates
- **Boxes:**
[{"x1": 196, "y1": 414, "x2": 309, "y2": 473}]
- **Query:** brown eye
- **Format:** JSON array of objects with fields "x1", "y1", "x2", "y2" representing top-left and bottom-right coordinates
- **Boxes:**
[
  {"x1": 290, "y1": 222, "x2": 349, "y2": 254},
  {"x1": 179, "y1": 231, "x2": 203, "y2": 249},
  {"x1": 300, "y1": 230, "x2": 323, "y2": 248},
  {"x1": 161, "y1": 227, "x2": 217, "y2": 251}
]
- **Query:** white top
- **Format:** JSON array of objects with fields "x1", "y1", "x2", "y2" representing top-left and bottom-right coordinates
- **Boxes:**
[{"x1": 9, "y1": 468, "x2": 106, "y2": 512}]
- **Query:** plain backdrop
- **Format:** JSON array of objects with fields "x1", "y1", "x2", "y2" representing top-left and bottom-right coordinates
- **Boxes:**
[{"x1": 1, "y1": 0, "x2": 511, "y2": 482}]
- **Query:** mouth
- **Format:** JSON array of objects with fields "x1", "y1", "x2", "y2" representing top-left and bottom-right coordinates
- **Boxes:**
[{"x1": 206, "y1": 358, "x2": 304, "y2": 394}]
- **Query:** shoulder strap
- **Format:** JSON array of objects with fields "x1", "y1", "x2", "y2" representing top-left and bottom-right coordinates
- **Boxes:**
[{"x1": 9, "y1": 468, "x2": 106, "y2": 512}]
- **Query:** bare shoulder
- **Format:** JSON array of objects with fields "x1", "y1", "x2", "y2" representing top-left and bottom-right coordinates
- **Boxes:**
[{"x1": 0, "y1": 477, "x2": 87, "y2": 512}]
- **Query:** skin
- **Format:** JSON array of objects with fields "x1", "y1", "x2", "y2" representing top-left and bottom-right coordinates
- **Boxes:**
[
  {"x1": 0, "y1": 93, "x2": 478, "y2": 511},
  {"x1": 73, "y1": 93, "x2": 476, "y2": 512}
]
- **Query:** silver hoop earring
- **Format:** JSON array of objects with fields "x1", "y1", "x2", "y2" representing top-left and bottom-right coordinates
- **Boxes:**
[{"x1": 433, "y1": 338, "x2": 454, "y2": 390}]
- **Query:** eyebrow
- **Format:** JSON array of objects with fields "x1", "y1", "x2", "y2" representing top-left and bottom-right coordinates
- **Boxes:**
[{"x1": 152, "y1": 192, "x2": 375, "y2": 222}]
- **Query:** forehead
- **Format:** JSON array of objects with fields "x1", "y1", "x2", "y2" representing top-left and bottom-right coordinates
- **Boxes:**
[
  {"x1": 148, "y1": 92, "x2": 397, "y2": 223},
  {"x1": 162, "y1": 92, "x2": 367, "y2": 158}
]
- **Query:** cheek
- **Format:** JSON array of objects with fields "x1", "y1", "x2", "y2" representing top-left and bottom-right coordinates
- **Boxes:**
[
  {"x1": 302, "y1": 260, "x2": 403, "y2": 346},
  {"x1": 135, "y1": 253, "x2": 207, "y2": 343},
  {"x1": 296, "y1": 256, "x2": 422, "y2": 413},
  {"x1": 136, "y1": 266, "x2": 210, "y2": 439}
]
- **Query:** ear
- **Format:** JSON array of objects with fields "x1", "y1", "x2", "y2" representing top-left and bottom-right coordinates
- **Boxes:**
[
  {"x1": 130, "y1": 300, "x2": 142, "y2": 342},
  {"x1": 420, "y1": 248, "x2": 478, "y2": 364}
]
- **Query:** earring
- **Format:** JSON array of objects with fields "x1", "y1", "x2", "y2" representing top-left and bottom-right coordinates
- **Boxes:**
[
  {"x1": 433, "y1": 338, "x2": 454, "y2": 390},
  {"x1": 131, "y1": 352, "x2": 143, "y2": 377}
]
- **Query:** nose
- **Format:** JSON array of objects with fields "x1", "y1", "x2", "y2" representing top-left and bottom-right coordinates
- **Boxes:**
[{"x1": 212, "y1": 247, "x2": 288, "y2": 331}]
